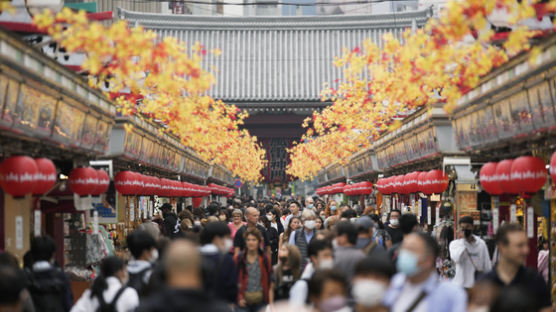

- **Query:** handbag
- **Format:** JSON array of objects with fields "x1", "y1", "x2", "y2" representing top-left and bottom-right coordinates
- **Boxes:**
[{"x1": 244, "y1": 291, "x2": 263, "y2": 305}]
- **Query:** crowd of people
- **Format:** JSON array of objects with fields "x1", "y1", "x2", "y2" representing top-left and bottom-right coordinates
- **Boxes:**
[{"x1": 0, "y1": 196, "x2": 552, "y2": 312}]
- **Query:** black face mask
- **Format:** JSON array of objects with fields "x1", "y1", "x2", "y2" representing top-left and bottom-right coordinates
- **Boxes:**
[{"x1": 464, "y1": 229, "x2": 472, "y2": 238}]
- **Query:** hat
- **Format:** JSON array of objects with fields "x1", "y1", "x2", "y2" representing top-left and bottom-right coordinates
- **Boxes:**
[{"x1": 356, "y1": 216, "x2": 375, "y2": 231}]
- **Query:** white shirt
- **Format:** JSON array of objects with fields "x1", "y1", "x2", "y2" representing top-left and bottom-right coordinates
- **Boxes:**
[
  {"x1": 391, "y1": 277, "x2": 427, "y2": 312},
  {"x1": 449, "y1": 235, "x2": 492, "y2": 288},
  {"x1": 71, "y1": 277, "x2": 139, "y2": 312},
  {"x1": 289, "y1": 262, "x2": 315, "y2": 306}
]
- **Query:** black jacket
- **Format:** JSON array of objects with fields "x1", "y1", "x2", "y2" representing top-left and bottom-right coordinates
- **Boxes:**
[
  {"x1": 201, "y1": 250, "x2": 238, "y2": 304},
  {"x1": 137, "y1": 288, "x2": 231, "y2": 312},
  {"x1": 162, "y1": 213, "x2": 178, "y2": 238}
]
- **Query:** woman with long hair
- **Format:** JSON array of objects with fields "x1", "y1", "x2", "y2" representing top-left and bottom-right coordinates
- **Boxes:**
[
  {"x1": 279, "y1": 216, "x2": 301, "y2": 251},
  {"x1": 234, "y1": 228, "x2": 272, "y2": 312},
  {"x1": 71, "y1": 256, "x2": 138, "y2": 312},
  {"x1": 324, "y1": 200, "x2": 339, "y2": 218},
  {"x1": 271, "y1": 244, "x2": 302, "y2": 302}
]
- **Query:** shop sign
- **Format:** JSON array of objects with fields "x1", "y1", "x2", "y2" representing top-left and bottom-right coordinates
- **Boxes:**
[
  {"x1": 376, "y1": 126, "x2": 438, "y2": 170},
  {"x1": 527, "y1": 206, "x2": 534, "y2": 238}
]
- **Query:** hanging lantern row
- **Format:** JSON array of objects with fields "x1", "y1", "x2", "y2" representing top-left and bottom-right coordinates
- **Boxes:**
[
  {"x1": 208, "y1": 183, "x2": 235, "y2": 198},
  {"x1": 343, "y1": 181, "x2": 373, "y2": 196},
  {"x1": 316, "y1": 182, "x2": 346, "y2": 196},
  {"x1": 113, "y1": 171, "x2": 211, "y2": 198},
  {"x1": 376, "y1": 169, "x2": 450, "y2": 195},
  {"x1": 480, "y1": 155, "x2": 547, "y2": 196},
  {"x1": 0, "y1": 156, "x2": 57, "y2": 198},
  {"x1": 69, "y1": 167, "x2": 110, "y2": 197}
]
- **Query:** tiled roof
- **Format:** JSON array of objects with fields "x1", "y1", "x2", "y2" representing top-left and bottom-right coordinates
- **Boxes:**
[{"x1": 118, "y1": 8, "x2": 432, "y2": 102}]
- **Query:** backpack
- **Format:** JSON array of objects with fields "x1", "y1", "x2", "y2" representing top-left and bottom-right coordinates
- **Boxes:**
[
  {"x1": 96, "y1": 286, "x2": 128, "y2": 312},
  {"x1": 127, "y1": 267, "x2": 151, "y2": 296},
  {"x1": 25, "y1": 268, "x2": 68, "y2": 312}
]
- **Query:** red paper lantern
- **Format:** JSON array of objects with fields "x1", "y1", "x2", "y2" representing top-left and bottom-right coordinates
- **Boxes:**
[
  {"x1": 343, "y1": 184, "x2": 352, "y2": 196},
  {"x1": 551, "y1": 151, "x2": 556, "y2": 183},
  {"x1": 92, "y1": 169, "x2": 110, "y2": 196},
  {"x1": 480, "y1": 162, "x2": 503, "y2": 195},
  {"x1": 496, "y1": 160, "x2": 519, "y2": 194},
  {"x1": 427, "y1": 170, "x2": 449, "y2": 194},
  {"x1": 404, "y1": 172, "x2": 420, "y2": 194},
  {"x1": 395, "y1": 175, "x2": 405, "y2": 194},
  {"x1": 0, "y1": 156, "x2": 38, "y2": 197},
  {"x1": 114, "y1": 171, "x2": 140, "y2": 195},
  {"x1": 418, "y1": 171, "x2": 431, "y2": 194},
  {"x1": 69, "y1": 167, "x2": 98, "y2": 196},
  {"x1": 383, "y1": 177, "x2": 392, "y2": 195},
  {"x1": 153, "y1": 177, "x2": 163, "y2": 196},
  {"x1": 33, "y1": 158, "x2": 57, "y2": 195},
  {"x1": 329, "y1": 182, "x2": 346, "y2": 194},
  {"x1": 510, "y1": 156, "x2": 547, "y2": 194},
  {"x1": 351, "y1": 181, "x2": 373, "y2": 195}
]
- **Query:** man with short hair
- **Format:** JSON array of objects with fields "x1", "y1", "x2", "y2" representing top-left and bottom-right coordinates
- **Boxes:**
[
  {"x1": 284, "y1": 201, "x2": 302, "y2": 229},
  {"x1": 308, "y1": 269, "x2": 349, "y2": 312},
  {"x1": 386, "y1": 210, "x2": 403, "y2": 245},
  {"x1": 384, "y1": 232, "x2": 467, "y2": 312},
  {"x1": 233, "y1": 207, "x2": 271, "y2": 257},
  {"x1": 334, "y1": 221, "x2": 365, "y2": 281},
  {"x1": 0, "y1": 265, "x2": 26, "y2": 312},
  {"x1": 289, "y1": 239, "x2": 334, "y2": 305},
  {"x1": 289, "y1": 209, "x2": 317, "y2": 269},
  {"x1": 388, "y1": 213, "x2": 419, "y2": 260},
  {"x1": 355, "y1": 216, "x2": 386, "y2": 257},
  {"x1": 482, "y1": 223, "x2": 551, "y2": 312},
  {"x1": 25, "y1": 235, "x2": 73, "y2": 312},
  {"x1": 352, "y1": 256, "x2": 396, "y2": 312},
  {"x1": 126, "y1": 230, "x2": 158, "y2": 296},
  {"x1": 137, "y1": 240, "x2": 230, "y2": 312},
  {"x1": 199, "y1": 222, "x2": 238, "y2": 304},
  {"x1": 449, "y1": 216, "x2": 491, "y2": 289}
]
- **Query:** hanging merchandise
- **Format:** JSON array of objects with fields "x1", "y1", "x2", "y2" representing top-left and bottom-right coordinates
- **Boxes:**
[
  {"x1": 510, "y1": 156, "x2": 547, "y2": 195},
  {"x1": 0, "y1": 155, "x2": 39, "y2": 197},
  {"x1": 480, "y1": 162, "x2": 503, "y2": 195},
  {"x1": 69, "y1": 167, "x2": 98, "y2": 197},
  {"x1": 550, "y1": 151, "x2": 556, "y2": 182},
  {"x1": 32, "y1": 158, "x2": 57, "y2": 195}
]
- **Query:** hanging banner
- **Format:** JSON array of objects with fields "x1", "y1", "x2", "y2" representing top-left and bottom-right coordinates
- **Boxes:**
[
  {"x1": 15, "y1": 216, "x2": 23, "y2": 250},
  {"x1": 493, "y1": 197, "x2": 499, "y2": 233},
  {"x1": 34, "y1": 210, "x2": 41, "y2": 237},
  {"x1": 527, "y1": 206, "x2": 534, "y2": 238},
  {"x1": 93, "y1": 211, "x2": 99, "y2": 235},
  {"x1": 129, "y1": 200, "x2": 135, "y2": 222},
  {"x1": 435, "y1": 204, "x2": 440, "y2": 225},
  {"x1": 510, "y1": 204, "x2": 517, "y2": 223}
]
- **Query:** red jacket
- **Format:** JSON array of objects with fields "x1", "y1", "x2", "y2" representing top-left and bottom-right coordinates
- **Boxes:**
[{"x1": 234, "y1": 251, "x2": 272, "y2": 304}]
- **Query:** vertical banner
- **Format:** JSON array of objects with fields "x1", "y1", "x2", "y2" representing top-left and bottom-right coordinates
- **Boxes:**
[
  {"x1": 15, "y1": 216, "x2": 23, "y2": 250},
  {"x1": 435, "y1": 204, "x2": 440, "y2": 225},
  {"x1": 129, "y1": 200, "x2": 135, "y2": 222},
  {"x1": 427, "y1": 205, "x2": 431, "y2": 225},
  {"x1": 34, "y1": 210, "x2": 41, "y2": 237},
  {"x1": 510, "y1": 204, "x2": 517, "y2": 223},
  {"x1": 493, "y1": 196, "x2": 499, "y2": 233},
  {"x1": 527, "y1": 206, "x2": 534, "y2": 238},
  {"x1": 93, "y1": 211, "x2": 99, "y2": 235}
]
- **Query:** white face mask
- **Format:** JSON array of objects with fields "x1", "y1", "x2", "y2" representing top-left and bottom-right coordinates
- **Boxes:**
[
  {"x1": 319, "y1": 258, "x2": 334, "y2": 269},
  {"x1": 390, "y1": 218, "x2": 399, "y2": 226},
  {"x1": 266, "y1": 214, "x2": 273, "y2": 221},
  {"x1": 221, "y1": 238, "x2": 233, "y2": 253},
  {"x1": 194, "y1": 220, "x2": 201, "y2": 226},
  {"x1": 304, "y1": 220, "x2": 316, "y2": 230},
  {"x1": 352, "y1": 280, "x2": 387, "y2": 307}
]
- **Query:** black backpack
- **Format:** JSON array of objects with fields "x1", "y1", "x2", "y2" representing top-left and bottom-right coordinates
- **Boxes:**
[
  {"x1": 127, "y1": 267, "x2": 151, "y2": 296},
  {"x1": 25, "y1": 268, "x2": 68, "y2": 312},
  {"x1": 96, "y1": 286, "x2": 128, "y2": 312}
]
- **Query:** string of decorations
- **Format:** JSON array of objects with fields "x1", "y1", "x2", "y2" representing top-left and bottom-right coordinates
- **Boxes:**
[
  {"x1": 33, "y1": 8, "x2": 266, "y2": 183},
  {"x1": 286, "y1": 0, "x2": 554, "y2": 180}
]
